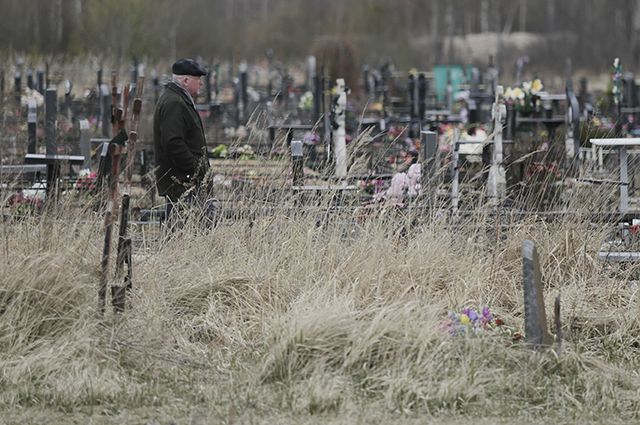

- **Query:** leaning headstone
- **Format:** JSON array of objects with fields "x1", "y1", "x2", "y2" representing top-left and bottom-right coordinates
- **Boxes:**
[{"x1": 522, "y1": 240, "x2": 552, "y2": 349}]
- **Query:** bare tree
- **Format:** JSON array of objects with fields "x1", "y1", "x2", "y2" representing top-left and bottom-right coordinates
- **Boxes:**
[
  {"x1": 480, "y1": 0, "x2": 489, "y2": 33},
  {"x1": 431, "y1": 0, "x2": 442, "y2": 65},
  {"x1": 546, "y1": 0, "x2": 555, "y2": 34},
  {"x1": 446, "y1": 1, "x2": 455, "y2": 64},
  {"x1": 519, "y1": 0, "x2": 527, "y2": 32}
]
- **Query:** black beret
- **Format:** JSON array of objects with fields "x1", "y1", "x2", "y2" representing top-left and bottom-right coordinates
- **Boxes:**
[{"x1": 172, "y1": 59, "x2": 207, "y2": 76}]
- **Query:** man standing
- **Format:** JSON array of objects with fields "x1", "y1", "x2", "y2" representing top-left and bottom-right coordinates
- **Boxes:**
[{"x1": 154, "y1": 59, "x2": 209, "y2": 204}]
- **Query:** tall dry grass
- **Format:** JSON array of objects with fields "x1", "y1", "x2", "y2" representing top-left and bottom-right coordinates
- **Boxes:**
[{"x1": 1, "y1": 170, "x2": 640, "y2": 425}]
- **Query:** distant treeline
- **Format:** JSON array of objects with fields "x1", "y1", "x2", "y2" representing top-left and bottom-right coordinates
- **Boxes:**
[{"x1": 1, "y1": 0, "x2": 640, "y2": 72}]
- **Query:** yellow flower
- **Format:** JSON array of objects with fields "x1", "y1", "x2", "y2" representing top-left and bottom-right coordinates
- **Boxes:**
[
  {"x1": 504, "y1": 87, "x2": 514, "y2": 99},
  {"x1": 460, "y1": 314, "x2": 470, "y2": 325},
  {"x1": 370, "y1": 102, "x2": 383, "y2": 112},
  {"x1": 512, "y1": 87, "x2": 525, "y2": 100},
  {"x1": 531, "y1": 79, "x2": 543, "y2": 93}
]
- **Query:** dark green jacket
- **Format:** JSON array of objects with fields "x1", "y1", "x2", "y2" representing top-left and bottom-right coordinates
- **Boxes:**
[{"x1": 153, "y1": 82, "x2": 209, "y2": 200}]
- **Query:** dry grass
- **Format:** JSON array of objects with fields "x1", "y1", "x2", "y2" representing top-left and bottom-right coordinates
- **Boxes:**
[{"x1": 1, "y1": 178, "x2": 640, "y2": 425}]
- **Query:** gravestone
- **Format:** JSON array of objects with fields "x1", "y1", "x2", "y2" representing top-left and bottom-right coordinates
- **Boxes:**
[
  {"x1": 291, "y1": 139, "x2": 304, "y2": 186},
  {"x1": 45, "y1": 88, "x2": 57, "y2": 155},
  {"x1": 306, "y1": 55, "x2": 316, "y2": 93},
  {"x1": 27, "y1": 70, "x2": 34, "y2": 90},
  {"x1": 79, "y1": 119, "x2": 91, "y2": 169},
  {"x1": 421, "y1": 130, "x2": 438, "y2": 189},
  {"x1": 522, "y1": 240, "x2": 552, "y2": 349},
  {"x1": 27, "y1": 99, "x2": 37, "y2": 154},
  {"x1": 37, "y1": 70, "x2": 44, "y2": 94}
]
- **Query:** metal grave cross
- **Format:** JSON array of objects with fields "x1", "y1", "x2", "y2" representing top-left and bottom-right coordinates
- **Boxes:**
[{"x1": 590, "y1": 138, "x2": 640, "y2": 213}]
